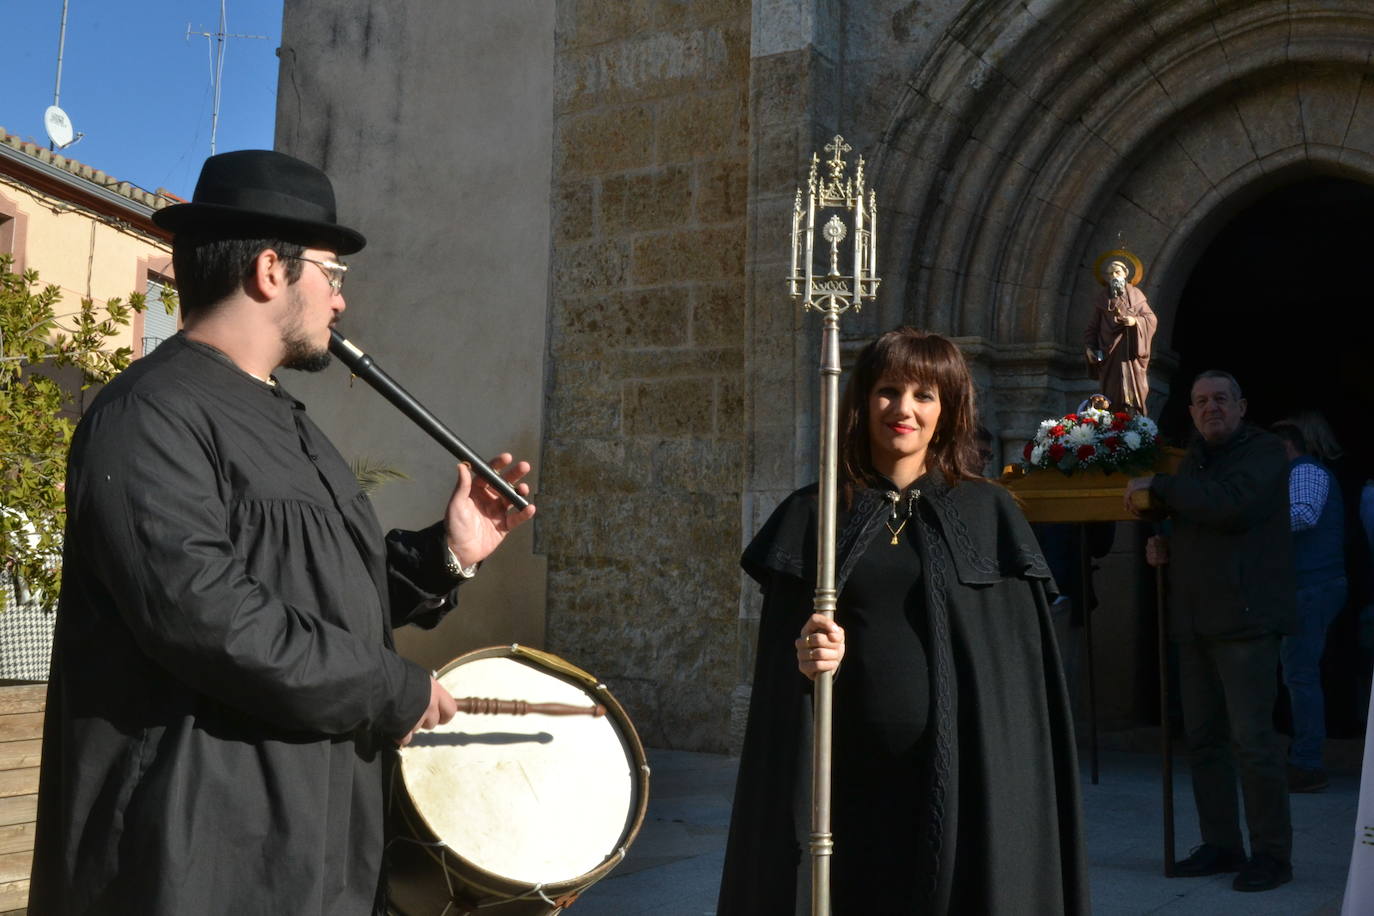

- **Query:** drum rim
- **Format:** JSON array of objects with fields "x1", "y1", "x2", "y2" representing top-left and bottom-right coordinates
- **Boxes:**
[{"x1": 394, "y1": 644, "x2": 651, "y2": 901}]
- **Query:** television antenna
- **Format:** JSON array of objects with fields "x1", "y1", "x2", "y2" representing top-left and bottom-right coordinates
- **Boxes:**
[
  {"x1": 187, "y1": 0, "x2": 268, "y2": 156},
  {"x1": 45, "y1": 0, "x2": 83, "y2": 150}
]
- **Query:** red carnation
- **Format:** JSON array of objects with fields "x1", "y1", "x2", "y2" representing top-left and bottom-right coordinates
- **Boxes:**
[
  {"x1": 1063, "y1": 413, "x2": 1079, "y2": 423},
  {"x1": 1111, "y1": 414, "x2": 1128, "y2": 431},
  {"x1": 1048, "y1": 443, "x2": 1067, "y2": 462},
  {"x1": 1050, "y1": 424, "x2": 1066, "y2": 437},
  {"x1": 1023, "y1": 441, "x2": 1034, "y2": 461},
  {"x1": 1103, "y1": 436, "x2": 1123, "y2": 451},
  {"x1": 1076, "y1": 444, "x2": 1096, "y2": 460}
]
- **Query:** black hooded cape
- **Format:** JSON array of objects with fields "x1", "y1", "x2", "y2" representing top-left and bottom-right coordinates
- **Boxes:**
[
  {"x1": 717, "y1": 474, "x2": 1089, "y2": 915},
  {"x1": 29, "y1": 335, "x2": 459, "y2": 915}
]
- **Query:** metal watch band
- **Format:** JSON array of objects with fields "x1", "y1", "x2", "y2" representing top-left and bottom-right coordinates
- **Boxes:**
[{"x1": 444, "y1": 546, "x2": 477, "y2": 579}]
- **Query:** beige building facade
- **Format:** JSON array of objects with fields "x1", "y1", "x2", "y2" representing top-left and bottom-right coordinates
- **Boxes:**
[
  {"x1": 0, "y1": 129, "x2": 176, "y2": 360},
  {"x1": 278, "y1": 0, "x2": 1374, "y2": 753}
]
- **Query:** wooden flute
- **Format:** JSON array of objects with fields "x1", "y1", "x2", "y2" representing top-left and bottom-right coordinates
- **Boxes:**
[{"x1": 328, "y1": 328, "x2": 531, "y2": 511}]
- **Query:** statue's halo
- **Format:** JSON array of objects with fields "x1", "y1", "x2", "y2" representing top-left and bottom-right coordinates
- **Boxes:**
[{"x1": 1093, "y1": 248, "x2": 1144, "y2": 287}]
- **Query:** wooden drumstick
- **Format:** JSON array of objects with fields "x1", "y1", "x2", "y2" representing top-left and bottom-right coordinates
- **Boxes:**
[{"x1": 453, "y1": 697, "x2": 606, "y2": 717}]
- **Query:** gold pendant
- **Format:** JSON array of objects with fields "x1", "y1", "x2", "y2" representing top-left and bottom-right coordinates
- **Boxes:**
[{"x1": 890, "y1": 533, "x2": 899, "y2": 545}]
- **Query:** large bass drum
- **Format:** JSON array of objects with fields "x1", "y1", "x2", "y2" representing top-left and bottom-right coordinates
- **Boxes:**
[{"x1": 387, "y1": 645, "x2": 650, "y2": 915}]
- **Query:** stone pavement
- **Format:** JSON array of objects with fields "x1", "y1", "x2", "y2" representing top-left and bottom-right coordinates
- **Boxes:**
[{"x1": 573, "y1": 747, "x2": 1359, "y2": 916}]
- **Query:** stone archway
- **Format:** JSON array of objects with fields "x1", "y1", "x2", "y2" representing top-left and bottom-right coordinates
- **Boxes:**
[{"x1": 871, "y1": 0, "x2": 1374, "y2": 448}]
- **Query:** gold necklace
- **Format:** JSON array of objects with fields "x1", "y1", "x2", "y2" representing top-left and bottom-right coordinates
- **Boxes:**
[{"x1": 884, "y1": 488, "x2": 921, "y2": 545}]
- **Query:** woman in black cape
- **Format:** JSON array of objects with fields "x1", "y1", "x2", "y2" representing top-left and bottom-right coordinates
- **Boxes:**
[{"x1": 717, "y1": 327, "x2": 1090, "y2": 915}]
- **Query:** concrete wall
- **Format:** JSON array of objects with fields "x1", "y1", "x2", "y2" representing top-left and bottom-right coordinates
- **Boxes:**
[{"x1": 275, "y1": 1, "x2": 554, "y2": 670}]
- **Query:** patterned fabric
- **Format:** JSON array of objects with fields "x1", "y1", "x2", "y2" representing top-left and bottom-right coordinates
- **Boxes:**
[
  {"x1": 1289, "y1": 460, "x2": 1330, "y2": 531},
  {"x1": 0, "y1": 578, "x2": 54, "y2": 681}
]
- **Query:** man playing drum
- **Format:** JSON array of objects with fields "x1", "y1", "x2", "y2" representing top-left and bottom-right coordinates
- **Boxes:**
[{"x1": 28, "y1": 150, "x2": 535, "y2": 915}]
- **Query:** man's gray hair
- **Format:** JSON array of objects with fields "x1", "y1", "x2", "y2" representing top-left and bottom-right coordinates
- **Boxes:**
[{"x1": 1192, "y1": 369, "x2": 1242, "y2": 400}]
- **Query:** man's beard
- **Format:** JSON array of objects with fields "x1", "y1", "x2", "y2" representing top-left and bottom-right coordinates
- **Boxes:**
[
  {"x1": 1109, "y1": 276, "x2": 1126, "y2": 297},
  {"x1": 281, "y1": 335, "x2": 332, "y2": 372},
  {"x1": 279, "y1": 286, "x2": 333, "y2": 372}
]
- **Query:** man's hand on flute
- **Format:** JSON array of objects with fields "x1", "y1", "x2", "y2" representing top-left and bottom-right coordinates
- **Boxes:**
[
  {"x1": 445, "y1": 453, "x2": 537, "y2": 569},
  {"x1": 796, "y1": 613, "x2": 845, "y2": 680}
]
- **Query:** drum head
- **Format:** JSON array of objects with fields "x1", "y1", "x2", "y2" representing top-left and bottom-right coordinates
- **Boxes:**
[{"x1": 399, "y1": 653, "x2": 642, "y2": 886}]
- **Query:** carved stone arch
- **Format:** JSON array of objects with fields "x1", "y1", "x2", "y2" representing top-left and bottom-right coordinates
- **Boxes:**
[
  {"x1": 1065, "y1": 65, "x2": 1374, "y2": 354},
  {"x1": 871, "y1": 0, "x2": 1374, "y2": 437},
  {"x1": 1127, "y1": 140, "x2": 1374, "y2": 346}
]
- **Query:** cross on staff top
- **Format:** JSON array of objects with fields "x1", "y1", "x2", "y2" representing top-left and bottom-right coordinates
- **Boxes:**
[{"x1": 824, "y1": 135, "x2": 852, "y2": 182}]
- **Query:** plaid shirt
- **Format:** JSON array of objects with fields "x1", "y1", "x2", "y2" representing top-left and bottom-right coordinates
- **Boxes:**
[{"x1": 1289, "y1": 461, "x2": 1330, "y2": 531}]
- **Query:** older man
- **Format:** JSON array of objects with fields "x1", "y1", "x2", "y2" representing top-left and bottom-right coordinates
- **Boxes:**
[{"x1": 1125, "y1": 370, "x2": 1295, "y2": 893}]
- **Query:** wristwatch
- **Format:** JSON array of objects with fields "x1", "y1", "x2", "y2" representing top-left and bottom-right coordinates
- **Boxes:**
[{"x1": 445, "y1": 547, "x2": 477, "y2": 580}]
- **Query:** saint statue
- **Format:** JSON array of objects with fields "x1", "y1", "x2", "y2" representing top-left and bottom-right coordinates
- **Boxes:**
[{"x1": 1083, "y1": 252, "x2": 1157, "y2": 416}]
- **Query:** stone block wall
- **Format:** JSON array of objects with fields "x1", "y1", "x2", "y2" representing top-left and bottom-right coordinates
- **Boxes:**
[{"x1": 542, "y1": 0, "x2": 751, "y2": 752}]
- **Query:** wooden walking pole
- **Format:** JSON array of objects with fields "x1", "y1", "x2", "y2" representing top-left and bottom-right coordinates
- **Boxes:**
[
  {"x1": 787, "y1": 135, "x2": 881, "y2": 916},
  {"x1": 1079, "y1": 527, "x2": 1100, "y2": 785},
  {"x1": 1156, "y1": 550, "x2": 1175, "y2": 876}
]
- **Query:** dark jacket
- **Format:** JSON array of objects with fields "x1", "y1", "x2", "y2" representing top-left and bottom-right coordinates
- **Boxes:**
[
  {"x1": 1150, "y1": 424, "x2": 1296, "y2": 641},
  {"x1": 718, "y1": 474, "x2": 1088, "y2": 915},
  {"x1": 29, "y1": 336, "x2": 458, "y2": 915}
]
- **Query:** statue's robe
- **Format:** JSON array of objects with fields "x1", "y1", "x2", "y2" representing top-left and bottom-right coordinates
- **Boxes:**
[{"x1": 1083, "y1": 284, "x2": 1157, "y2": 415}]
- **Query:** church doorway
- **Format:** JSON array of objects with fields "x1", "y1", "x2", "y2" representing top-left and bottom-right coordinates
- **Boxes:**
[{"x1": 1160, "y1": 175, "x2": 1374, "y2": 740}]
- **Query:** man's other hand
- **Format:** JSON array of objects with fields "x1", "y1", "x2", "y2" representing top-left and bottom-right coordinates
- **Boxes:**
[
  {"x1": 399, "y1": 677, "x2": 458, "y2": 747},
  {"x1": 1124, "y1": 475, "x2": 1155, "y2": 517}
]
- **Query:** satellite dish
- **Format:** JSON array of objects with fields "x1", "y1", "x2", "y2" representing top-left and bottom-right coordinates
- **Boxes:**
[{"x1": 44, "y1": 105, "x2": 74, "y2": 148}]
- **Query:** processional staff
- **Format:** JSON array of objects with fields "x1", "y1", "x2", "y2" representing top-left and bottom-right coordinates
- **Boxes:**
[{"x1": 787, "y1": 135, "x2": 881, "y2": 916}]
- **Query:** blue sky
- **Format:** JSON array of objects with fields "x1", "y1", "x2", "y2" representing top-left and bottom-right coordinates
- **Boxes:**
[{"x1": 3, "y1": 0, "x2": 284, "y2": 199}]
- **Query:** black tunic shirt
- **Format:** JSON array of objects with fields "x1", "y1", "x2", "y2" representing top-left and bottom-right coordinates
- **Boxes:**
[
  {"x1": 832, "y1": 487, "x2": 929, "y2": 913},
  {"x1": 30, "y1": 335, "x2": 458, "y2": 915}
]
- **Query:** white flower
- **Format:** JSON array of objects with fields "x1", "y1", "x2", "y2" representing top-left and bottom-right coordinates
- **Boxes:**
[
  {"x1": 1081, "y1": 408, "x2": 1110, "y2": 424},
  {"x1": 1067, "y1": 424, "x2": 1097, "y2": 446},
  {"x1": 1039, "y1": 418, "x2": 1058, "y2": 432},
  {"x1": 1031, "y1": 444, "x2": 1045, "y2": 465},
  {"x1": 1134, "y1": 416, "x2": 1158, "y2": 436},
  {"x1": 1123, "y1": 431, "x2": 1142, "y2": 450}
]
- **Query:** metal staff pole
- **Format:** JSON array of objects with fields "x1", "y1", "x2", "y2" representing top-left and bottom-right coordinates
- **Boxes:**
[{"x1": 788, "y1": 135, "x2": 881, "y2": 916}]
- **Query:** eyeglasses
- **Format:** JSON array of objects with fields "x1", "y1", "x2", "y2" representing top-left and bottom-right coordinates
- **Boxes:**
[{"x1": 283, "y1": 255, "x2": 348, "y2": 293}]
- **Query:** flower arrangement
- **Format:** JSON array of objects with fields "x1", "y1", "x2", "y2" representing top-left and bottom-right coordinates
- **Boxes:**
[{"x1": 1020, "y1": 406, "x2": 1160, "y2": 475}]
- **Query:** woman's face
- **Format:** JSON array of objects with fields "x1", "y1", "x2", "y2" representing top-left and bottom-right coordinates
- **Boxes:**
[{"x1": 867, "y1": 374, "x2": 942, "y2": 481}]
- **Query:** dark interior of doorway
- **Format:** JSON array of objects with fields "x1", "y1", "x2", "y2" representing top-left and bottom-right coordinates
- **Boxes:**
[{"x1": 1161, "y1": 176, "x2": 1374, "y2": 741}]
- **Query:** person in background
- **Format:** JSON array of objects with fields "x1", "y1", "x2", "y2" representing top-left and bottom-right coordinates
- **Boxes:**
[
  {"x1": 975, "y1": 424, "x2": 998, "y2": 477},
  {"x1": 1272, "y1": 412, "x2": 1346, "y2": 793},
  {"x1": 1124, "y1": 369, "x2": 1294, "y2": 893},
  {"x1": 1341, "y1": 480, "x2": 1374, "y2": 913}
]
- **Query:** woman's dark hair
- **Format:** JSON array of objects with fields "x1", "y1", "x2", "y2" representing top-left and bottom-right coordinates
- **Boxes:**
[
  {"x1": 171, "y1": 233, "x2": 305, "y2": 319},
  {"x1": 839, "y1": 326, "x2": 982, "y2": 488}
]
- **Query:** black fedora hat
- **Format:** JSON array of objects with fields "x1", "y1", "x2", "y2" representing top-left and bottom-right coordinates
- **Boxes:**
[{"x1": 153, "y1": 150, "x2": 365, "y2": 254}]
